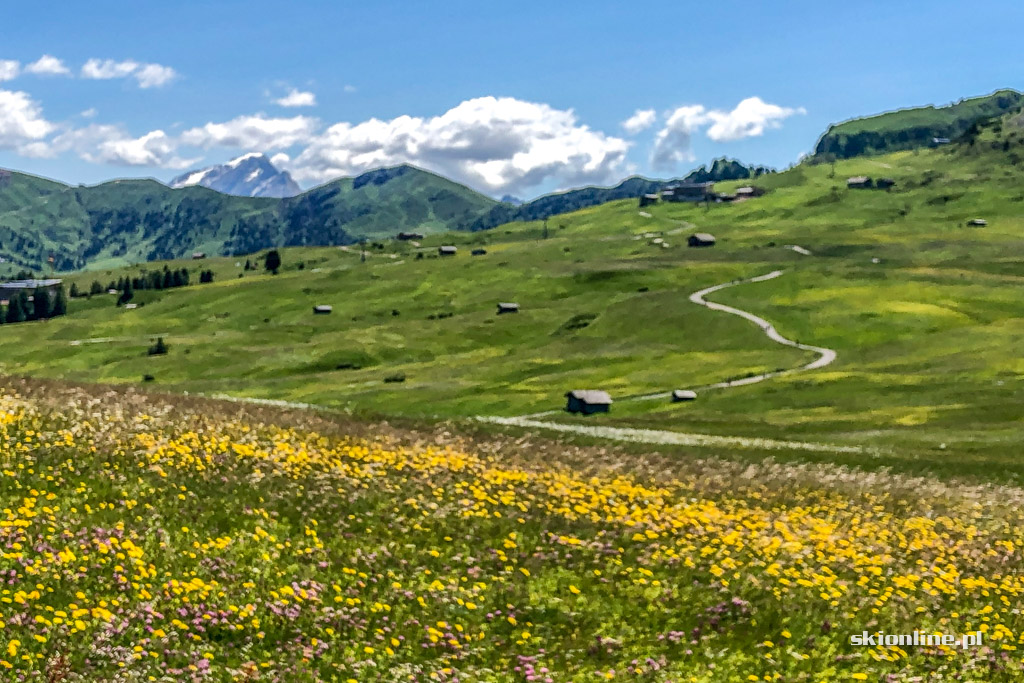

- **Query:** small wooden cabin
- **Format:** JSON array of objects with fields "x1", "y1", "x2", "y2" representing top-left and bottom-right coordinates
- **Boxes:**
[
  {"x1": 688, "y1": 233, "x2": 716, "y2": 248},
  {"x1": 497, "y1": 302, "x2": 519, "y2": 314},
  {"x1": 565, "y1": 390, "x2": 612, "y2": 415}
]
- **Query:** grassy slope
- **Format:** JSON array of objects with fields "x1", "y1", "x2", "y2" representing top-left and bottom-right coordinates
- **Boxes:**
[
  {"x1": 3, "y1": 117, "x2": 1024, "y2": 478},
  {"x1": 827, "y1": 89, "x2": 1022, "y2": 134},
  {"x1": 814, "y1": 88, "x2": 1023, "y2": 157}
]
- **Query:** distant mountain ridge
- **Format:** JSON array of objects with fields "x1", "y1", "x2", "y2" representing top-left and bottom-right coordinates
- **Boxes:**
[
  {"x1": 469, "y1": 158, "x2": 772, "y2": 231},
  {"x1": 814, "y1": 89, "x2": 1024, "y2": 159},
  {"x1": 170, "y1": 153, "x2": 303, "y2": 198},
  {"x1": 0, "y1": 164, "x2": 496, "y2": 272}
]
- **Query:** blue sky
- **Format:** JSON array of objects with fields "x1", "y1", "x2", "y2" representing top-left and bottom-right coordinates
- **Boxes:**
[{"x1": 1, "y1": 0, "x2": 1022, "y2": 198}]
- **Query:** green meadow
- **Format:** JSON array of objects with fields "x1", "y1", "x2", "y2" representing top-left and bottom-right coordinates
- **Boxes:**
[{"x1": 4, "y1": 116, "x2": 1024, "y2": 479}]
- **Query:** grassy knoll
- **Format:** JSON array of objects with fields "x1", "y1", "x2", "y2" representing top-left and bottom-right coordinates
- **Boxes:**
[{"x1": 2, "y1": 115, "x2": 1024, "y2": 478}]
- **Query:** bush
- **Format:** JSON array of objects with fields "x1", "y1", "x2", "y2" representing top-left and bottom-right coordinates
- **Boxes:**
[
  {"x1": 142, "y1": 374, "x2": 156, "y2": 382},
  {"x1": 383, "y1": 373, "x2": 406, "y2": 383},
  {"x1": 147, "y1": 338, "x2": 169, "y2": 356}
]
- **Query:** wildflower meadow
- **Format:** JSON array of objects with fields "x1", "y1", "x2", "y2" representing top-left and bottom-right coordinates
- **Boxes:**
[{"x1": 1, "y1": 379, "x2": 1022, "y2": 681}]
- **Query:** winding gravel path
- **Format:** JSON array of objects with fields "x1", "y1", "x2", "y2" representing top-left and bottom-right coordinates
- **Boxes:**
[{"x1": 489, "y1": 267, "x2": 854, "y2": 452}]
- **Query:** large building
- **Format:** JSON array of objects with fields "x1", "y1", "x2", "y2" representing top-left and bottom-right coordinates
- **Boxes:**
[
  {"x1": 0, "y1": 278, "x2": 62, "y2": 303},
  {"x1": 662, "y1": 182, "x2": 715, "y2": 202}
]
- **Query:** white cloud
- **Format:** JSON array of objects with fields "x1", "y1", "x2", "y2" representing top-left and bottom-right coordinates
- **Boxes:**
[
  {"x1": 651, "y1": 97, "x2": 804, "y2": 169},
  {"x1": 81, "y1": 59, "x2": 177, "y2": 88},
  {"x1": 621, "y1": 108, "x2": 656, "y2": 135},
  {"x1": 180, "y1": 114, "x2": 320, "y2": 150},
  {"x1": 285, "y1": 96, "x2": 630, "y2": 195},
  {"x1": 650, "y1": 105, "x2": 711, "y2": 170},
  {"x1": 0, "y1": 89, "x2": 54, "y2": 150},
  {"x1": 0, "y1": 60, "x2": 19, "y2": 82},
  {"x1": 24, "y1": 55, "x2": 70, "y2": 76},
  {"x1": 274, "y1": 88, "x2": 317, "y2": 108},
  {"x1": 80, "y1": 108, "x2": 97, "y2": 118},
  {"x1": 32, "y1": 123, "x2": 198, "y2": 168},
  {"x1": 91, "y1": 129, "x2": 193, "y2": 167},
  {"x1": 343, "y1": 84, "x2": 357, "y2": 93},
  {"x1": 134, "y1": 63, "x2": 177, "y2": 88},
  {"x1": 81, "y1": 58, "x2": 139, "y2": 80},
  {"x1": 705, "y1": 96, "x2": 805, "y2": 142}
]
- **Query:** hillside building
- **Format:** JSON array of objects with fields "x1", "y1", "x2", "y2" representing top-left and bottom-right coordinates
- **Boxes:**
[
  {"x1": 497, "y1": 302, "x2": 519, "y2": 314},
  {"x1": 662, "y1": 182, "x2": 715, "y2": 202},
  {"x1": 688, "y1": 233, "x2": 716, "y2": 248},
  {"x1": 0, "y1": 278, "x2": 62, "y2": 302},
  {"x1": 565, "y1": 390, "x2": 612, "y2": 415},
  {"x1": 846, "y1": 176, "x2": 873, "y2": 189},
  {"x1": 438, "y1": 245, "x2": 458, "y2": 256}
]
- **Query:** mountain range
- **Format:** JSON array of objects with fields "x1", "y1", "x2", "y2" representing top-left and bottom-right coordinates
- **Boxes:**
[
  {"x1": 170, "y1": 153, "x2": 302, "y2": 198},
  {"x1": 1, "y1": 88, "x2": 1019, "y2": 274},
  {"x1": 0, "y1": 157, "x2": 771, "y2": 273}
]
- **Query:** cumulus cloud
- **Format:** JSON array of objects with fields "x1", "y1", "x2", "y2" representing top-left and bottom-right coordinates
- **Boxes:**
[
  {"x1": 81, "y1": 58, "x2": 139, "y2": 80},
  {"x1": 81, "y1": 59, "x2": 177, "y2": 88},
  {"x1": 621, "y1": 108, "x2": 656, "y2": 135},
  {"x1": 705, "y1": 96, "x2": 805, "y2": 142},
  {"x1": 24, "y1": 55, "x2": 70, "y2": 76},
  {"x1": 285, "y1": 96, "x2": 630, "y2": 195},
  {"x1": 180, "y1": 114, "x2": 320, "y2": 150},
  {"x1": 0, "y1": 89, "x2": 54, "y2": 150},
  {"x1": 30, "y1": 123, "x2": 198, "y2": 168},
  {"x1": 91, "y1": 129, "x2": 193, "y2": 167},
  {"x1": 275, "y1": 88, "x2": 317, "y2": 107},
  {"x1": 0, "y1": 60, "x2": 19, "y2": 82},
  {"x1": 134, "y1": 63, "x2": 177, "y2": 88},
  {"x1": 650, "y1": 105, "x2": 711, "y2": 170},
  {"x1": 651, "y1": 97, "x2": 804, "y2": 169}
]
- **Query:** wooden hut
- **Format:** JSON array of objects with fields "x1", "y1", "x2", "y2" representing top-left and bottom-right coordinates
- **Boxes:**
[{"x1": 565, "y1": 390, "x2": 612, "y2": 415}]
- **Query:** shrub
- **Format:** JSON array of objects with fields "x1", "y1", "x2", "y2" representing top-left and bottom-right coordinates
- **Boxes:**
[
  {"x1": 383, "y1": 373, "x2": 406, "y2": 383},
  {"x1": 147, "y1": 338, "x2": 169, "y2": 356}
]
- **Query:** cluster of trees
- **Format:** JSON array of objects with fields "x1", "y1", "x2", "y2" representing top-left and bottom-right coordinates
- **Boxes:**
[
  {"x1": 0, "y1": 286, "x2": 67, "y2": 324},
  {"x1": 74, "y1": 266, "x2": 193, "y2": 298}
]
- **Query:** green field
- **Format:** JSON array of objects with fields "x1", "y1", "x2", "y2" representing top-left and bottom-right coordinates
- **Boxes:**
[{"x1": 4, "y1": 113, "x2": 1024, "y2": 480}]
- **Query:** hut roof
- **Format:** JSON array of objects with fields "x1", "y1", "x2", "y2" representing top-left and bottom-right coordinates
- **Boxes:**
[
  {"x1": 0, "y1": 278, "x2": 62, "y2": 289},
  {"x1": 566, "y1": 390, "x2": 612, "y2": 405},
  {"x1": 672, "y1": 389, "x2": 697, "y2": 400},
  {"x1": 691, "y1": 233, "x2": 716, "y2": 242}
]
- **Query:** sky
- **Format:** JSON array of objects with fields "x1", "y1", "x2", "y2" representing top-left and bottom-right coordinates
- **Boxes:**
[{"x1": 1, "y1": 0, "x2": 1022, "y2": 199}]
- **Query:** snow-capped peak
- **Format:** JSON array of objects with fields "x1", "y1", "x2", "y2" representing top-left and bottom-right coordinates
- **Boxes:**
[
  {"x1": 226, "y1": 152, "x2": 267, "y2": 168},
  {"x1": 169, "y1": 153, "x2": 301, "y2": 198}
]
